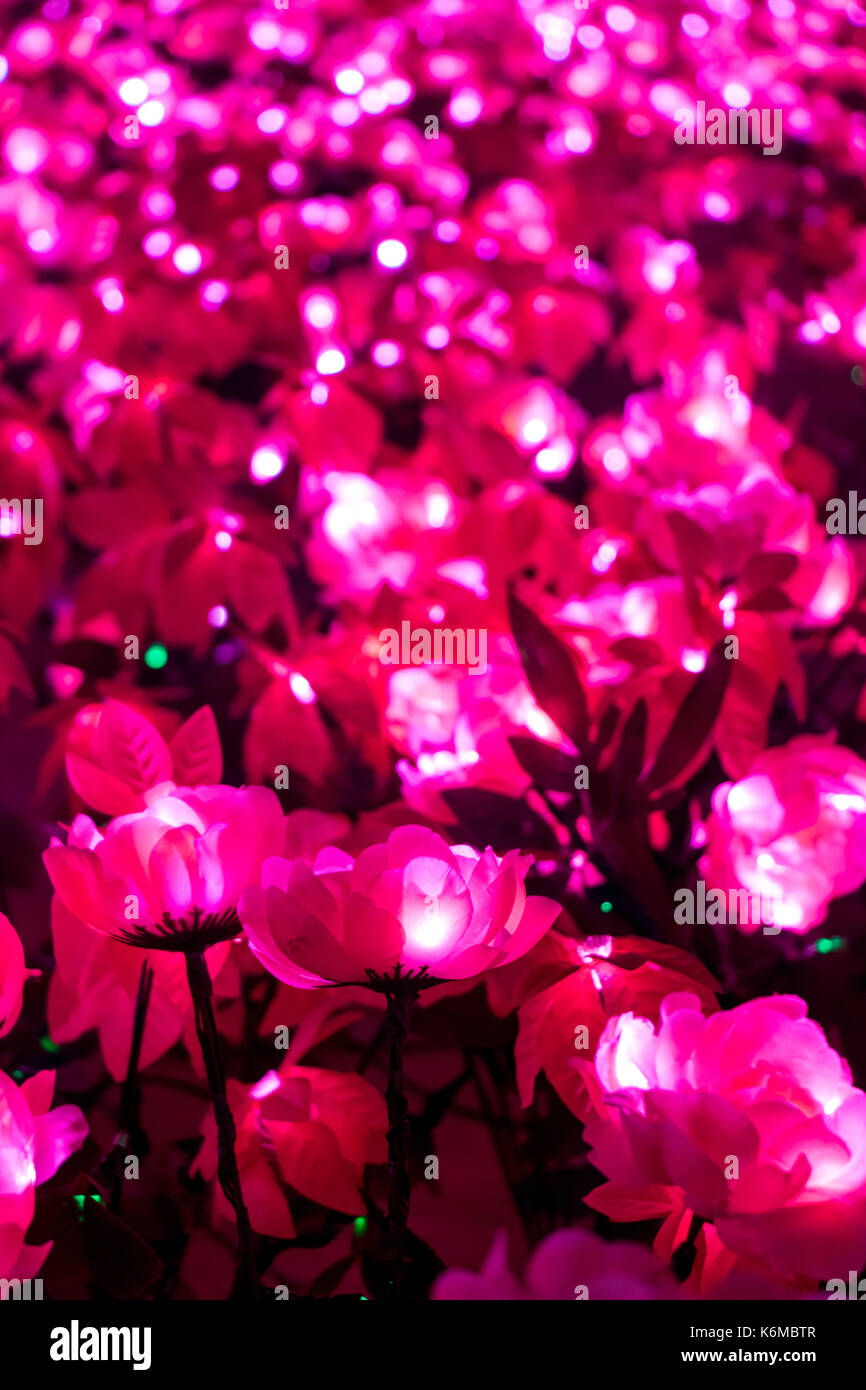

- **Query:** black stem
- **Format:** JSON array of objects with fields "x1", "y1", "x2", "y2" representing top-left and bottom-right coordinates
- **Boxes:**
[
  {"x1": 184, "y1": 949, "x2": 259, "y2": 1298},
  {"x1": 108, "y1": 960, "x2": 154, "y2": 1211},
  {"x1": 383, "y1": 986, "x2": 416, "y2": 1299}
]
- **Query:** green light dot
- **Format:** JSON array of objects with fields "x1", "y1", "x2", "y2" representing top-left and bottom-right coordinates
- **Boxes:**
[
  {"x1": 353, "y1": 1216, "x2": 367, "y2": 1236},
  {"x1": 852, "y1": 366, "x2": 865, "y2": 386},
  {"x1": 600, "y1": 901, "x2": 613, "y2": 914},
  {"x1": 144, "y1": 643, "x2": 168, "y2": 670},
  {"x1": 74, "y1": 1193, "x2": 102, "y2": 1216},
  {"x1": 816, "y1": 936, "x2": 845, "y2": 955},
  {"x1": 39, "y1": 1035, "x2": 60, "y2": 1054}
]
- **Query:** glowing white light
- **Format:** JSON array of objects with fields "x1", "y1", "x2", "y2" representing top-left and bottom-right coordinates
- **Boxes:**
[
  {"x1": 525, "y1": 704, "x2": 559, "y2": 740},
  {"x1": 680, "y1": 647, "x2": 707, "y2": 673},
  {"x1": 602, "y1": 446, "x2": 630, "y2": 479},
  {"x1": 27, "y1": 227, "x2": 56, "y2": 253},
  {"x1": 535, "y1": 442, "x2": 572, "y2": 476},
  {"x1": 316, "y1": 348, "x2": 347, "y2": 375},
  {"x1": 825, "y1": 792, "x2": 866, "y2": 814},
  {"x1": 592, "y1": 540, "x2": 619, "y2": 574},
  {"x1": 214, "y1": 530, "x2": 233, "y2": 551},
  {"x1": 208, "y1": 604, "x2": 229, "y2": 628},
  {"x1": 376, "y1": 238, "x2": 408, "y2": 269},
  {"x1": 425, "y1": 490, "x2": 452, "y2": 528},
  {"x1": 5, "y1": 127, "x2": 49, "y2": 173},
  {"x1": 645, "y1": 259, "x2": 676, "y2": 292},
  {"x1": 723, "y1": 81, "x2": 751, "y2": 108},
  {"x1": 250, "y1": 446, "x2": 284, "y2": 482},
  {"x1": 249, "y1": 19, "x2": 281, "y2": 51},
  {"x1": 606, "y1": 5, "x2": 636, "y2": 32},
  {"x1": 450, "y1": 88, "x2": 482, "y2": 124},
  {"x1": 425, "y1": 324, "x2": 450, "y2": 349},
  {"x1": 173, "y1": 243, "x2": 202, "y2": 274},
  {"x1": 202, "y1": 280, "x2": 229, "y2": 308},
  {"x1": 119, "y1": 77, "x2": 149, "y2": 106},
  {"x1": 289, "y1": 671, "x2": 317, "y2": 704},
  {"x1": 800, "y1": 320, "x2": 824, "y2": 344},
  {"x1": 704, "y1": 191, "x2": 732, "y2": 220},
  {"x1": 257, "y1": 108, "x2": 285, "y2": 135},
  {"x1": 143, "y1": 229, "x2": 172, "y2": 257},
  {"x1": 304, "y1": 294, "x2": 337, "y2": 328},
  {"x1": 137, "y1": 100, "x2": 165, "y2": 127},
  {"x1": 335, "y1": 68, "x2": 364, "y2": 94},
  {"x1": 521, "y1": 416, "x2": 548, "y2": 445},
  {"x1": 693, "y1": 407, "x2": 722, "y2": 439},
  {"x1": 682, "y1": 13, "x2": 710, "y2": 36},
  {"x1": 101, "y1": 286, "x2": 124, "y2": 313},
  {"x1": 614, "y1": 1058, "x2": 650, "y2": 1090},
  {"x1": 250, "y1": 1070, "x2": 281, "y2": 1100}
]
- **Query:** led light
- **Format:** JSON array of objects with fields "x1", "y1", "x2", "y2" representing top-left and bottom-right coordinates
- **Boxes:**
[
  {"x1": 375, "y1": 238, "x2": 408, "y2": 269},
  {"x1": 250, "y1": 446, "x2": 285, "y2": 482},
  {"x1": 144, "y1": 644, "x2": 168, "y2": 669},
  {"x1": 173, "y1": 243, "x2": 202, "y2": 274}
]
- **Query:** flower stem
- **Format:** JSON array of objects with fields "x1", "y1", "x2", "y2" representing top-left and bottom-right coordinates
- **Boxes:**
[
  {"x1": 383, "y1": 985, "x2": 416, "y2": 1299},
  {"x1": 184, "y1": 949, "x2": 259, "y2": 1298},
  {"x1": 108, "y1": 960, "x2": 153, "y2": 1211}
]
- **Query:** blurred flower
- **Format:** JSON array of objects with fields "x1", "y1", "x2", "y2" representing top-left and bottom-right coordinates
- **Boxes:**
[
  {"x1": 433, "y1": 1227, "x2": 680, "y2": 1300},
  {"x1": 0, "y1": 1069, "x2": 87, "y2": 1284},
  {"x1": 0, "y1": 913, "x2": 33, "y2": 1039}
]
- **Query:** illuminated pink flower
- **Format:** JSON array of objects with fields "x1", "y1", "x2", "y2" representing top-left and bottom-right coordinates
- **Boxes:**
[
  {"x1": 494, "y1": 932, "x2": 718, "y2": 1121},
  {"x1": 0, "y1": 913, "x2": 32, "y2": 1038},
  {"x1": 584, "y1": 993, "x2": 866, "y2": 1283},
  {"x1": 0, "y1": 1069, "x2": 87, "y2": 1283},
  {"x1": 386, "y1": 654, "x2": 567, "y2": 821},
  {"x1": 433, "y1": 1227, "x2": 679, "y2": 1301},
  {"x1": 193, "y1": 1064, "x2": 386, "y2": 1234},
  {"x1": 44, "y1": 785, "x2": 285, "y2": 950},
  {"x1": 240, "y1": 825, "x2": 560, "y2": 987},
  {"x1": 703, "y1": 736, "x2": 866, "y2": 932}
]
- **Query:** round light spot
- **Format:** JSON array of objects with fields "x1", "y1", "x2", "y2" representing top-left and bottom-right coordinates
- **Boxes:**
[
  {"x1": 137, "y1": 99, "x2": 165, "y2": 127},
  {"x1": 316, "y1": 348, "x2": 347, "y2": 375},
  {"x1": 372, "y1": 340, "x2": 402, "y2": 367},
  {"x1": 250, "y1": 446, "x2": 285, "y2": 482},
  {"x1": 375, "y1": 238, "x2": 408, "y2": 269},
  {"x1": 119, "y1": 77, "x2": 149, "y2": 106},
  {"x1": 173, "y1": 243, "x2": 202, "y2": 274}
]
